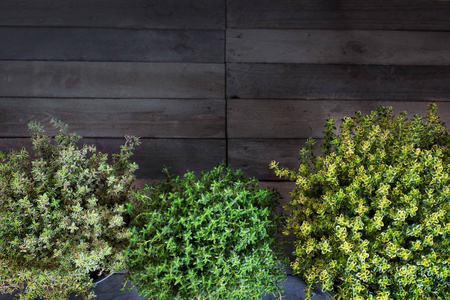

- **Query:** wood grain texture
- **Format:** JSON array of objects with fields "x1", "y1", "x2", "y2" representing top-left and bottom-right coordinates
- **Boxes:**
[
  {"x1": 0, "y1": 28, "x2": 224, "y2": 63},
  {"x1": 92, "y1": 138, "x2": 225, "y2": 179},
  {"x1": 227, "y1": 0, "x2": 450, "y2": 30},
  {"x1": 227, "y1": 29, "x2": 450, "y2": 65},
  {"x1": 228, "y1": 139, "x2": 311, "y2": 180},
  {"x1": 0, "y1": 138, "x2": 226, "y2": 179},
  {"x1": 0, "y1": 98, "x2": 225, "y2": 138},
  {"x1": 0, "y1": 61, "x2": 224, "y2": 98},
  {"x1": 227, "y1": 63, "x2": 450, "y2": 100},
  {"x1": 0, "y1": 0, "x2": 225, "y2": 29},
  {"x1": 228, "y1": 100, "x2": 449, "y2": 139}
]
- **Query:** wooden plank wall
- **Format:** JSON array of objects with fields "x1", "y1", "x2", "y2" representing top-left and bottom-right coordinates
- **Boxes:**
[
  {"x1": 227, "y1": 0, "x2": 450, "y2": 195},
  {"x1": 1, "y1": 0, "x2": 450, "y2": 199},
  {"x1": 0, "y1": 0, "x2": 226, "y2": 181}
]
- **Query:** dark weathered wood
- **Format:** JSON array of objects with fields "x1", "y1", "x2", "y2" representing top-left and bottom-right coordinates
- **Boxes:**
[
  {"x1": 0, "y1": 28, "x2": 223, "y2": 63},
  {"x1": 0, "y1": 61, "x2": 224, "y2": 98},
  {"x1": 0, "y1": 0, "x2": 225, "y2": 29},
  {"x1": 258, "y1": 181, "x2": 298, "y2": 261},
  {"x1": 228, "y1": 99, "x2": 450, "y2": 139},
  {"x1": 0, "y1": 98, "x2": 225, "y2": 138},
  {"x1": 227, "y1": 63, "x2": 450, "y2": 100},
  {"x1": 260, "y1": 181, "x2": 296, "y2": 208},
  {"x1": 92, "y1": 138, "x2": 226, "y2": 179},
  {"x1": 0, "y1": 138, "x2": 226, "y2": 179},
  {"x1": 133, "y1": 179, "x2": 154, "y2": 189},
  {"x1": 227, "y1": 0, "x2": 450, "y2": 30},
  {"x1": 228, "y1": 139, "x2": 311, "y2": 180},
  {"x1": 227, "y1": 29, "x2": 450, "y2": 65}
]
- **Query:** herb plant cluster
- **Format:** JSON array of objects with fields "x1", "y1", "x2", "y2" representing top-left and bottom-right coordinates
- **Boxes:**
[
  {"x1": 125, "y1": 163, "x2": 286, "y2": 299},
  {"x1": 0, "y1": 119, "x2": 140, "y2": 299},
  {"x1": 271, "y1": 104, "x2": 450, "y2": 299}
]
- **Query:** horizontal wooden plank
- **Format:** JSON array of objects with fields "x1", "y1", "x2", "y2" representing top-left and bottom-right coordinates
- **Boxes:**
[
  {"x1": 228, "y1": 99, "x2": 450, "y2": 139},
  {"x1": 85, "y1": 138, "x2": 227, "y2": 180},
  {"x1": 0, "y1": 61, "x2": 224, "y2": 98},
  {"x1": 0, "y1": 138, "x2": 226, "y2": 180},
  {"x1": 227, "y1": 0, "x2": 450, "y2": 30},
  {"x1": 54, "y1": 138, "x2": 225, "y2": 180},
  {"x1": 0, "y1": 0, "x2": 225, "y2": 29},
  {"x1": 0, "y1": 98, "x2": 225, "y2": 138},
  {"x1": 228, "y1": 139, "x2": 311, "y2": 181},
  {"x1": 227, "y1": 29, "x2": 450, "y2": 65},
  {"x1": 0, "y1": 28, "x2": 223, "y2": 63},
  {"x1": 227, "y1": 63, "x2": 450, "y2": 100},
  {"x1": 259, "y1": 181, "x2": 296, "y2": 208}
]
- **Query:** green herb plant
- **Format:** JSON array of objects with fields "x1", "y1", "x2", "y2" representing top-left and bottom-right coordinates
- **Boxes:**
[
  {"x1": 0, "y1": 119, "x2": 140, "y2": 299},
  {"x1": 271, "y1": 104, "x2": 450, "y2": 299},
  {"x1": 125, "y1": 163, "x2": 286, "y2": 299}
]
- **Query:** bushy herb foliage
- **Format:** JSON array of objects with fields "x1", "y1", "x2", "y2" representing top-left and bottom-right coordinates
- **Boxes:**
[
  {"x1": 0, "y1": 119, "x2": 140, "y2": 299},
  {"x1": 125, "y1": 163, "x2": 286, "y2": 299},
  {"x1": 271, "y1": 104, "x2": 450, "y2": 299}
]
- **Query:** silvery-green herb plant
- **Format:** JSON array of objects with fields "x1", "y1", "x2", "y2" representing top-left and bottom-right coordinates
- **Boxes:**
[
  {"x1": 0, "y1": 119, "x2": 140, "y2": 299},
  {"x1": 271, "y1": 104, "x2": 450, "y2": 299},
  {"x1": 125, "y1": 163, "x2": 286, "y2": 299}
]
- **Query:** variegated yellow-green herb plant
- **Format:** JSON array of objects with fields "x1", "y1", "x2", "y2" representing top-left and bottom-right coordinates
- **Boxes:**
[
  {"x1": 271, "y1": 104, "x2": 450, "y2": 299},
  {"x1": 125, "y1": 163, "x2": 286, "y2": 299},
  {"x1": 0, "y1": 119, "x2": 140, "y2": 299}
]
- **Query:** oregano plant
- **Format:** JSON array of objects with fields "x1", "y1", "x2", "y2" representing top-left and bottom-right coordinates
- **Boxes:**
[
  {"x1": 271, "y1": 104, "x2": 450, "y2": 299},
  {"x1": 125, "y1": 163, "x2": 286, "y2": 299},
  {"x1": 0, "y1": 119, "x2": 140, "y2": 299}
]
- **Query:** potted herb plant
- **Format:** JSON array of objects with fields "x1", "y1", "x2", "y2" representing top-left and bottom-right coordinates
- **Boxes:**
[
  {"x1": 0, "y1": 119, "x2": 140, "y2": 299},
  {"x1": 271, "y1": 104, "x2": 450, "y2": 299},
  {"x1": 124, "y1": 163, "x2": 286, "y2": 299}
]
